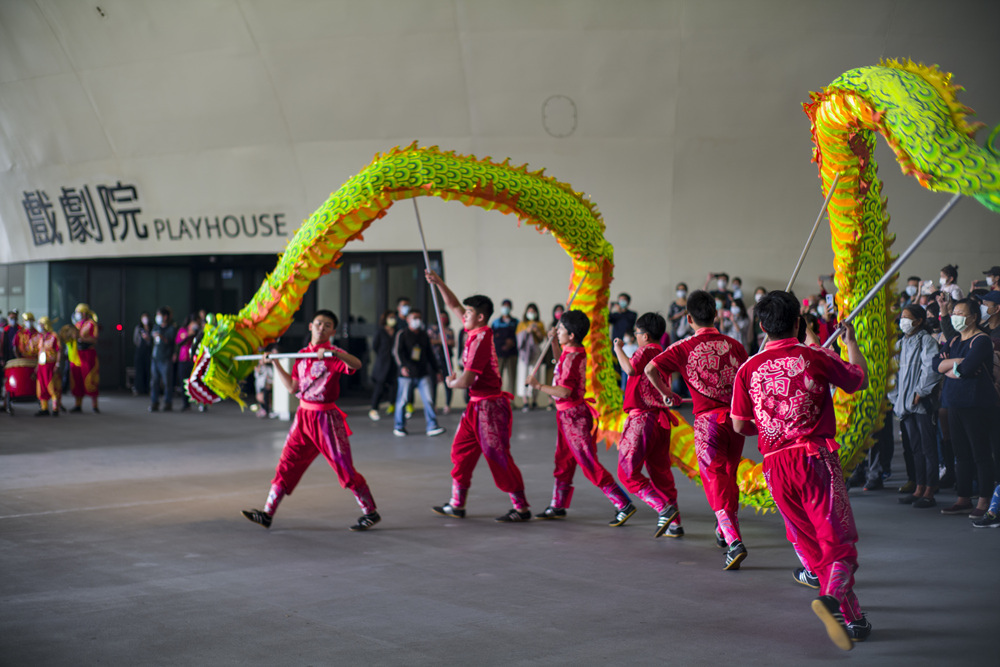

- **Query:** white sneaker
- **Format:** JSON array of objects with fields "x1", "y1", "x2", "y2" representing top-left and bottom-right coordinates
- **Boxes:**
[
  {"x1": 368, "y1": 409, "x2": 380, "y2": 422},
  {"x1": 426, "y1": 426, "x2": 446, "y2": 436},
  {"x1": 393, "y1": 428, "x2": 407, "y2": 437}
]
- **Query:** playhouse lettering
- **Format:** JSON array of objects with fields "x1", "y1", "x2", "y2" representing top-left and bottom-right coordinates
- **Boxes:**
[{"x1": 152, "y1": 214, "x2": 287, "y2": 241}]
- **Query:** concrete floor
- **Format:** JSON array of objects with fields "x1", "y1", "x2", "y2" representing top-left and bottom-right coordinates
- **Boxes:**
[{"x1": 1, "y1": 392, "x2": 997, "y2": 666}]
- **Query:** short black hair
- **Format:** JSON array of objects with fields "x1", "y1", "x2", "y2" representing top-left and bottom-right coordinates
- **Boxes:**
[
  {"x1": 501, "y1": 299, "x2": 513, "y2": 308},
  {"x1": 676, "y1": 282, "x2": 688, "y2": 291},
  {"x1": 406, "y1": 308, "x2": 423, "y2": 318},
  {"x1": 635, "y1": 312, "x2": 666, "y2": 340},
  {"x1": 907, "y1": 276, "x2": 921, "y2": 283},
  {"x1": 559, "y1": 310, "x2": 590, "y2": 342},
  {"x1": 463, "y1": 295, "x2": 493, "y2": 321},
  {"x1": 732, "y1": 276, "x2": 742, "y2": 285},
  {"x1": 157, "y1": 306, "x2": 172, "y2": 320},
  {"x1": 686, "y1": 290, "x2": 716, "y2": 327},
  {"x1": 396, "y1": 296, "x2": 410, "y2": 306},
  {"x1": 756, "y1": 291, "x2": 801, "y2": 339},
  {"x1": 314, "y1": 309, "x2": 339, "y2": 328},
  {"x1": 715, "y1": 272, "x2": 729, "y2": 281},
  {"x1": 617, "y1": 293, "x2": 631, "y2": 302}
]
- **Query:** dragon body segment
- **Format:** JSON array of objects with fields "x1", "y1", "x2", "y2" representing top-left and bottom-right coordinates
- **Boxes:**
[{"x1": 189, "y1": 60, "x2": 997, "y2": 511}]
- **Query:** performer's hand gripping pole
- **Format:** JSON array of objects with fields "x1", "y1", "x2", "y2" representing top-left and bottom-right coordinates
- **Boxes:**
[
  {"x1": 822, "y1": 192, "x2": 962, "y2": 348},
  {"x1": 412, "y1": 199, "x2": 454, "y2": 376},
  {"x1": 524, "y1": 277, "x2": 585, "y2": 385}
]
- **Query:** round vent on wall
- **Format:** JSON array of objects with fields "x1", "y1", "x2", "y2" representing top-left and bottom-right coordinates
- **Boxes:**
[{"x1": 542, "y1": 95, "x2": 577, "y2": 138}]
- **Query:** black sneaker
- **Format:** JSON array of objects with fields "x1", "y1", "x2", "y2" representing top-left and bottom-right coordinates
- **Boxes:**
[
  {"x1": 794, "y1": 567, "x2": 820, "y2": 589},
  {"x1": 724, "y1": 540, "x2": 748, "y2": 570},
  {"x1": 34, "y1": 409, "x2": 50, "y2": 417},
  {"x1": 148, "y1": 404, "x2": 159, "y2": 412},
  {"x1": 431, "y1": 503, "x2": 466, "y2": 518},
  {"x1": 653, "y1": 505, "x2": 679, "y2": 538},
  {"x1": 664, "y1": 523, "x2": 684, "y2": 538},
  {"x1": 608, "y1": 503, "x2": 637, "y2": 527},
  {"x1": 536, "y1": 506, "x2": 567, "y2": 520},
  {"x1": 241, "y1": 508, "x2": 272, "y2": 528},
  {"x1": 714, "y1": 524, "x2": 726, "y2": 548},
  {"x1": 811, "y1": 595, "x2": 853, "y2": 651},
  {"x1": 912, "y1": 497, "x2": 937, "y2": 509},
  {"x1": 847, "y1": 615, "x2": 872, "y2": 642},
  {"x1": 973, "y1": 511, "x2": 1000, "y2": 528},
  {"x1": 70, "y1": 406, "x2": 82, "y2": 413},
  {"x1": 92, "y1": 406, "x2": 100, "y2": 414},
  {"x1": 495, "y1": 508, "x2": 532, "y2": 522},
  {"x1": 349, "y1": 511, "x2": 381, "y2": 531}
]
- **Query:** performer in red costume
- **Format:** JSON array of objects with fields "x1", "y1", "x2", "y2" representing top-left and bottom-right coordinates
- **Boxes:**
[
  {"x1": 730, "y1": 290, "x2": 871, "y2": 650},
  {"x1": 242, "y1": 310, "x2": 381, "y2": 532},
  {"x1": 14, "y1": 312, "x2": 39, "y2": 359},
  {"x1": 425, "y1": 269, "x2": 531, "y2": 522},
  {"x1": 528, "y1": 310, "x2": 633, "y2": 522},
  {"x1": 69, "y1": 303, "x2": 100, "y2": 413},
  {"x1": 646, "y1": 290, "x2": 749, "y2": 570},
  {"x1": 613, "y1": 312, "x2": 682, "y2": 537},
  {"x1": 33, "y1": 316, "x2": 62, "y2": 417}
]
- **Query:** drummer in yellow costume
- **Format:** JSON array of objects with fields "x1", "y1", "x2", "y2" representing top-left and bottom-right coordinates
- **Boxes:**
[
  {"x1": 69, "y1": 303, "x2": 100, "y2": 414},
  {"x1": 34, "y1": 316, "x2": 62, "y2": 417}
]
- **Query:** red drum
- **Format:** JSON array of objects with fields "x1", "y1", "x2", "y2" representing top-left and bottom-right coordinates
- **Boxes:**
[{"x1": 5, "y1": 358, "x2": 38, "y2": 399}]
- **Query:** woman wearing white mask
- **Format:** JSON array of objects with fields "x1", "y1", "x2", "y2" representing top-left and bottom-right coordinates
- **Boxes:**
[
  {"x1": 668, "y1": 283, "x2": 689, "y2": 342},
  {"x1": 890, "y1": 306, "x2": 943, "y2": 508},
  {"x1": 937, "y1": 299, "x2": 995, "y2": 518},
  {"x1": 515, "y1": 303, "x2": 546, "y2": 411},
  {"x1": 939, "y1": 264, "x2": 963, "y2": 301}
]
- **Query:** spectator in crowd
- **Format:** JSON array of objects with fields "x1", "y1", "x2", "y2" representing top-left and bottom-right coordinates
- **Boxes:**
[
  {"x1": 515, "y1": 303, "x2": 546, "y2": 411},
  {"x1": 730, "y1": 276, "x2": 744, "y2": 301},
  {"x1": 252, "y1": 343, "x2": 278, "y2": 419},
  {"x1": 983, "y1": 265, "x2": 1000, "y2": 293},
  {"x1": 150, "y1": 307, "x2": 177, "y2": 412},
  {"x1": 903, "y1": 276, "x2": 922, "y2": 307},
  {"x1": 175, "y1": 314, "x2": 200, "y2": 411},
  {"x1": 133, "y1": 312, "x2": 152, "y2": 396},
  {"x1": 368, "y1": 310, "x2": 398, "y2": 421},
  {"x1": 492, "y1": 299, "x2": 519, "y2": 394},
  {"x1": 392, "y1": 309, "x2": 446, "y2": 437},
  {"x1": 609, "y1": 292, "x2": 637, "y2": 342},
  {"x1": 668, "y1": 283, "x2": 690, "y2": 343},
  {"x1": 972, "y1": 484, "x2": 1000, "y2": 528},
  {"x1": 890, "y1": 305, "x2": 943, "y2": 508},
  {"x1": 1, "y1": 310, "x2": 19, "y2": 365},
  {"x1": 428, "y1": 311, "x2": 457, "y2": 414},
  {"x1": 937, "y1": 298, "x2": 995, "y2": 517},
  {"x1": 705, "y1": 272, "x2": 733, "y2": 307},
  {"x1": 619, "y1": 330, "x2": 638, "y2": 392},
  {"x1": 748, "y1": 286, "x2": 768, "y2": 354},
  {"x1": 720, "y1": 298, "x2": 752, "y2": 350},
  {"x1": 939, "y1": 264, "x2": 963, "y2": 301}
]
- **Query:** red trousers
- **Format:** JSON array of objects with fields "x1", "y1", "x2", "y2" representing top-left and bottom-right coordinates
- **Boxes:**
[
  {"x1": 272, "y1": 407, "x2": 376, "y2": 514},
  {"x1": 70, "y1": 349, "x2": 99, "y2": 398},
  {"x1": 449, "y1": 395, "x2": 527, "y2": 508},
  {"x1": 617, "y1": 410, "x2": 676, "y2": 514},
  {"x1": 552, "y1": 403, "x2": 629, "y2": 509},
  {"x1": 765, "y1": 446, "x2": 862, "y2": 620},
  {"x1": 694, "y1": 409, "x2": 745, "y2": 544},
  {"x1": 36, "y1": 362, "x2": 61, "y2": 403}
]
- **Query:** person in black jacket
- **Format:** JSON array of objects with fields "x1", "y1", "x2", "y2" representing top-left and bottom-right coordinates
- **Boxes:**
[
  {"x1": 392, "y1": 309, "x2": 446, "y2": 437},
  {"x1": 368, "y1": 310, "x2": 398, "y2": 421}
]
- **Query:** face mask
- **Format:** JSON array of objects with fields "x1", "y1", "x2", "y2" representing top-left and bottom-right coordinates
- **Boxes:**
[
  {"x1": 35, "y1": 322, "x2": 45, "y2": 331},
  {"x1": 980, "y1": 304, "x2": 991, "y2": 321},
  {"x1": 676, "y1": 290, "x2": 686, "y2": 299},
  {"x1": 717, "y1": 279, "x2": 727, "y2": 291},
  {"x1": 905, "y1": 285, "x2": 918, "y2": 297},
  {"x1": 7, "y1": 317, "x2": 15, "y2": 326},
  {"x1": 950, "y1": 314, "x2": 967, "y2": 332},
  {"x1": 617, "y1": 299, "x2": 628, "y2": 309},
  {"x1": 409, "y1": 318, "x2": 422, "y2": 330},
  {"x1": 72, "y1": 312, "x2": 84, "y2": 323},
  {"x1": 155, "y1": 315, "x2": 164, "y2": 326},
  {"x1": 141, "y1": 317, "x2": 149, "y2": 325},
  {"x1": 755, "y1": 293, "x2": 764, "y2": 303},
  {"x1": 500, "y1": 306, "x2": 511, "y2": 317},
  {"x1": 899, "y1": 317, "x2": 914, "y2": 335},
  {"x1": 715, "y1": 300, "x2": 724, "y2": 311},
  {"x1": 398, "y1": 304, "x2": 410, "y2": 317},
  {"x1": 526, "y1": 311, "x2": 537, "y2": 321},
  {"x1": 386, "y1": 317, "x2": 397, "y2": 327},
  {"x1": 731, "y1": 308, "x2": 742, "y2": 317},
  {"x1": 732, "y1": 288, "x2": 743, "y2": 299},
  {"x1": 939, "y1": 277, "x2": 948, "y2": 287},
  {"x1": 623, "y1": 337, "x2": 634, "y2": 346},
  {"x1": 989, "y1": 276, "x2": 998, "y2": 286}
]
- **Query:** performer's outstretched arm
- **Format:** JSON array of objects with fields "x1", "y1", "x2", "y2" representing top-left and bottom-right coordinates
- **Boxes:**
[{"x1": 425, "y1": 269, "x2": 465, "y2": 322}]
